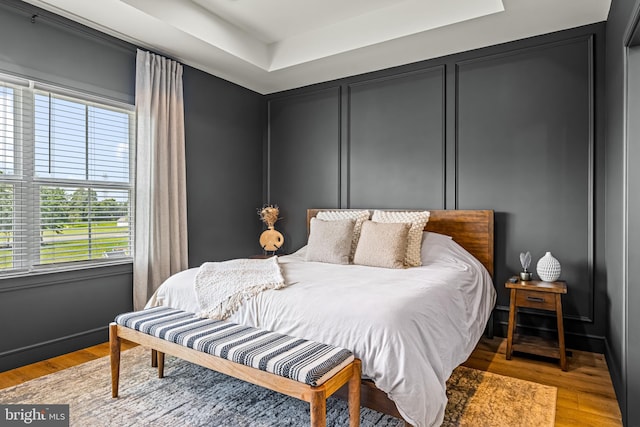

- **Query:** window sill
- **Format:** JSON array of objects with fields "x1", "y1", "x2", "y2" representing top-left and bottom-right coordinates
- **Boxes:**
[{"x1": 0, "y1": 260, "x2": 133, "y2": 292}]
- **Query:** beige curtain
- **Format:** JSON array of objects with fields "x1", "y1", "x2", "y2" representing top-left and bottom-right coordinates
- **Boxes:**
[{"x1": 134, "y1": 49, "x2": 188, "y2": 310}]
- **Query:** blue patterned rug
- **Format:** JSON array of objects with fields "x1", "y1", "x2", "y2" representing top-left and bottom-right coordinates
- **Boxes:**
[{"x1": 0, "y1": 346, "x2": 555, "y2": 426}]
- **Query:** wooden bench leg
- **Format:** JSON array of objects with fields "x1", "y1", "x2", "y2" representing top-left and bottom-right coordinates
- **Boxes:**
[
  {"x1": 151, "y1": 349, "x2": 158, "y2": 368},
  {"x1": 348, "y1": 360, "x2": 361, "y2": 427},
  {"x1": 109, "y1": 323, "x2": 121, "y2": 398},
  {"x1": 157, "y1": 351, "x2": 165, "y2": 378},
  {"x1": 310, "y1": 389, "x2": 327, "y2": 427}
]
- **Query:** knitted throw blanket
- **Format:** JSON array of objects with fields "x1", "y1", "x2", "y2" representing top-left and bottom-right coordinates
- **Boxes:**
[{"x1": 194, "y1": 257, "x2": 285, "y2": 320}]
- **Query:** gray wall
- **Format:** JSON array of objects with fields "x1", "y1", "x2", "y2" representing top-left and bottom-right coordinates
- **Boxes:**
[
  {"x1": 0, "y1": 0, "x2": 265, "y2": 371},
  {"x1": 0, "y1": 0, "x2": 136, "y2": 371},
  {"x1": 606, "y1": 0, "x2": 640, "y2": 424},
  {"x1": 628, "y1": 46, "x2": 640, "y2": 427},
  {"x1": 268, "y1": 88, "x2": 341, "y2": 251},
  {"x1": 184, "y1": 66, "x2": 265, "y2": 265},
  {"x1": 0, "y1": 265, "x2": 133, "y2": 371},
  {"x1": 0, "y1": 1, "x2": 135, "y2": 104},
  {"x1": 605, "y1": 0, "x2": 629, "y2": 420},
  {"x1": 266, "y1": 23, "x2": 607, "y2": 353}
]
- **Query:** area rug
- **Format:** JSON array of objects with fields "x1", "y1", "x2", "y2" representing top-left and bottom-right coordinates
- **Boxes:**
[{"x1": 0, "y1": 346, "x2": 556, "y2": 426}]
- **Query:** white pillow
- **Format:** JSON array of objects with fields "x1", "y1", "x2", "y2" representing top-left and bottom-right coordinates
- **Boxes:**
[
  {"x1": 316, "y1": 210, "x2": 371, "y2": 260},
  {"x1": 305, "y1": 218, "x2": 355, "y2": 265},
  {"x1": 371, "y1": 210, "x2": 430, "y2": 267},
  {"x1": 353, "y1": 221, "x2": 410, "y2": 269},
  {"x1": 419, "y1": 232, "x2": 453, "y2": 264}
]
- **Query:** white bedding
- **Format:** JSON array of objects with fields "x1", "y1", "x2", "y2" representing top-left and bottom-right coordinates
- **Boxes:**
[{"x1": 146, "y1": 232, "x2": 496, "y2": 427}]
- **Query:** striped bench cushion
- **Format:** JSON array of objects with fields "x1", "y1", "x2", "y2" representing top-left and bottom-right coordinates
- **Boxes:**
[{"x1": 115, "y1": 306, "x2": 355, "y2": 387}]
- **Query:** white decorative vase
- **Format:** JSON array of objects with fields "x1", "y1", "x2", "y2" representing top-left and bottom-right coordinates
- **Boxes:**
[{"x1": 536, "y1": 251, "x2": 561, "y2": 282}]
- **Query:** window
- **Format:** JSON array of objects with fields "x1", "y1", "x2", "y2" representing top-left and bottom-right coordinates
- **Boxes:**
[{"x1": 0, "y1": 75, "x2": 135, "y2": 275}]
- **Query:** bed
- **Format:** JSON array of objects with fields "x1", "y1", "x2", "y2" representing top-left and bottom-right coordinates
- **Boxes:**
[{"x1": 146, "y1": 209, "x2": 496, "y2": 427}]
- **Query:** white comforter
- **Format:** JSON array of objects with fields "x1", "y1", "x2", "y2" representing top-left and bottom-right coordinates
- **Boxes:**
[{"x1": 146, "y1": 233, "x2": 496, "y2": 427}]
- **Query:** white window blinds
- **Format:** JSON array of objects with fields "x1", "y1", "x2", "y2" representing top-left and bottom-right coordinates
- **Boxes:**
[{"x1": 0, "y1": 75, "x2": 135, "y2": 275}]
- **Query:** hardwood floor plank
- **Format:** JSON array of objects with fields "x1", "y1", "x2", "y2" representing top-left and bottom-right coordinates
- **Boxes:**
[
  {"x1": 0, "y1": 371, "x2": 30, "y2": 390},
  {"x1": 556, "y1": 388, "x2": 579, "y2": 411},
  {"x1": 555, "y1": 407, "x2": 623, "y2": 427},
  {"x1": 577, "y1": 391, "x2": 624, "y2": 419}
]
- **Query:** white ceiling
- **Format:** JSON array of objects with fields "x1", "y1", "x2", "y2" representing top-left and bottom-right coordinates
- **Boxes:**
[{"x1": 21, "y1": 0, "x2": 611, "y2": 94}]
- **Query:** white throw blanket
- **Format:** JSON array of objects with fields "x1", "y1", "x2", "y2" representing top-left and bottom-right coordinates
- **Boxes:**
[{"x1": 194, "y1": 257, "x2": 285, "y2": 320}]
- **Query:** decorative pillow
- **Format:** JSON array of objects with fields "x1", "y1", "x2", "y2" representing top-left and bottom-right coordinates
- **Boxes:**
[
  {"x1": 305, "y1": 218, "x2": 356, "y2": 264},
  {"x1": 353, "y1": 221, "x2": 410, "y2": 269},
  {"x1": 371, "y1": 210, "x2": 430, "y2": 267},
  {"x1": 316, "y1": 210, "x2": 371, "y2": 260}
]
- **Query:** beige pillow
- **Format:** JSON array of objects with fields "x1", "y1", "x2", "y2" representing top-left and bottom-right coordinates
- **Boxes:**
[
  {"x1": 316, "y1": 210, "x2": 370, "y2": 259},
  {"x1": 371, "y1": 210, "x2": 430, "y2": 267},
  {"x1": 353, "y1": 221, "x2": 410, "y2": 269},
  {"x1": 305, "y1": 218, "x2": 356, "y2": 264}
]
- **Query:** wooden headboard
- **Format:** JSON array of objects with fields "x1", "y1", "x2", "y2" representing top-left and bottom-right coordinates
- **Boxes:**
[{"x1": 307, "y1": 209, "x2": 494, "y2": 278}]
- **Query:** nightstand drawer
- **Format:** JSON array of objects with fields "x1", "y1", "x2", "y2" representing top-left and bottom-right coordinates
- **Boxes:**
[{"x1": 515, "y1": 290, "x2": 556, "y2": 310}]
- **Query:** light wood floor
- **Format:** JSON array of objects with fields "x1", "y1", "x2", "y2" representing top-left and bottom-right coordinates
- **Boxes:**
[{"x1": 0, "y1": 337, "x2": 622, "y2": 426}]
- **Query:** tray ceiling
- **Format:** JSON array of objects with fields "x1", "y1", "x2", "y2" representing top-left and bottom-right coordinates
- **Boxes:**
[{"x1": 21, "y1": 0, "x2": 610, "y2": 94}]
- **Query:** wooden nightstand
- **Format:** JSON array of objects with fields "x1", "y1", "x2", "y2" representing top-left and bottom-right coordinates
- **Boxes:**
[{"x1": 505, "y1": 279, "x2": 568, "y2": 370}]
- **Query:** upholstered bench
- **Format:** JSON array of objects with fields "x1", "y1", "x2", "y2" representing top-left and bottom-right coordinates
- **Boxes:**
[{"x1": 110, "y1": 306, "x2": 361, "y2": 427}]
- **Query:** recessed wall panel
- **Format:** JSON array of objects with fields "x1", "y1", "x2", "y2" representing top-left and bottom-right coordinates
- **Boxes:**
[
  {"x1": 457, "y1": 38, "x2": 593, "y2": 320},
  {"x1": 268, "y1": 88, "x2": 341, "y2": 252},
  {"x1": 348, "y1": 69, "x2": 445, "y2": 209}
]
